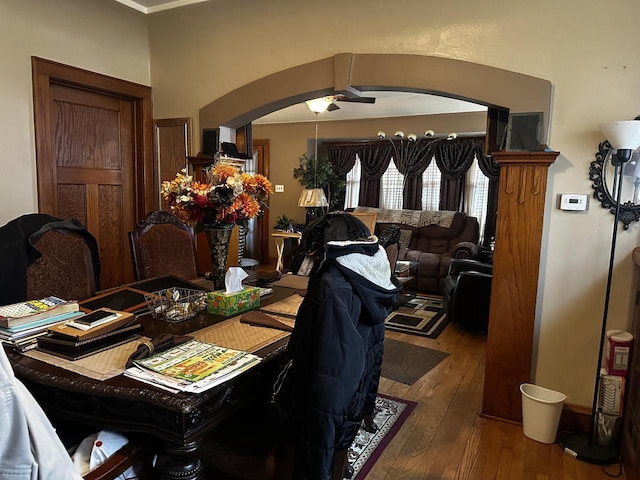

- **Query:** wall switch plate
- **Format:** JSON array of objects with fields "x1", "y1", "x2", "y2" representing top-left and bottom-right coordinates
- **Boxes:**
[
  {"x1": 275, "y1": 184, "x2": 284, "y2": 193},
  {"x1": 558, "y1": 193, "x2": 589, "y2": 211}
]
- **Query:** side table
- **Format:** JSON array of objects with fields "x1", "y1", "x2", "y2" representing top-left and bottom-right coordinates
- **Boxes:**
[{"x1": 272, "y1": 232, "x2": 302, "y2": 272}]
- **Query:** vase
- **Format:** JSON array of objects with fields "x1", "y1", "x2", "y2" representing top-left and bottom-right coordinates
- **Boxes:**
[{"x1": 204, "y1": 224, "x2": 235, "y2": 291}]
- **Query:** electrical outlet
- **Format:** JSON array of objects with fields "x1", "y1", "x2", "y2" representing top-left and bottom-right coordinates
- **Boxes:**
[{"x1": 275, "y1": 184, "x2": 284, "y2": 193}]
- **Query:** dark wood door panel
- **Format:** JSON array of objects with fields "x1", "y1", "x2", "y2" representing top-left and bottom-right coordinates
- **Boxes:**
[{"x1": 49, "y1": 83, "x2": 136, "y2": 289}]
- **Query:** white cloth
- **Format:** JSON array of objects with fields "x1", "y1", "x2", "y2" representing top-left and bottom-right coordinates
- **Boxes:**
[
  {"x1": 0, "y1": 346, "x2": 83, "y2": 480},
  {"x1": 72, "y1": 430, "x2": 136, "y2": 479}
]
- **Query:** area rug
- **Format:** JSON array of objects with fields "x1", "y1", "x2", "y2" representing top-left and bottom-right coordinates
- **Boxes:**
[
  {"x1": 381, "y1": 338, "x2": 450, "y2": 385},
  {"x1": 347, "y1": 393, "x2": 417, "y2": 479},
  {"x1": 385, "y1": 294, "x2": 449, "y2": 338}
]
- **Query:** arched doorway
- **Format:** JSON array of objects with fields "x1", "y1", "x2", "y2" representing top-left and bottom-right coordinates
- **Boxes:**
[{"x1": 199, "y1": 53, "x2": 555, "y2": 423}]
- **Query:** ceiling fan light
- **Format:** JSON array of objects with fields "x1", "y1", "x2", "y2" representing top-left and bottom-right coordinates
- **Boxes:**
[{"x1": 306, "y1": 97, "x2": 333, "y2": 114}]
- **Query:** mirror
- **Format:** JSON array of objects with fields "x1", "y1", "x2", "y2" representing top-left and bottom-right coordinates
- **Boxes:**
[{"x1": 590, "y1": 140, "x2": 640, "y2": 229}]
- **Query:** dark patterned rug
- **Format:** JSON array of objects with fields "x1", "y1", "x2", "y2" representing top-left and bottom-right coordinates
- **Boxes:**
[
  {"x1": 385, "y1": 295, "x2": 449, "y2": 338},
  {"x1": 348, "y1": 394, "x2": 416, "y2": 479}
]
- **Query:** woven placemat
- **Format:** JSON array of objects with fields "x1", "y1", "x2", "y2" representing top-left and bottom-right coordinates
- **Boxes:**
[
  {"x1": 22, "y1": 295, "x2": 304, "y2": 382},
  {"x1": 24, "y1": 338, "x2": 146, "y2": 381}
]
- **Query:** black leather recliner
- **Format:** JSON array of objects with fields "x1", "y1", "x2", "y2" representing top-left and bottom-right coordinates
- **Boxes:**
[{"x1": 442, "y1": 258, "x2": 492, "y2": 334}]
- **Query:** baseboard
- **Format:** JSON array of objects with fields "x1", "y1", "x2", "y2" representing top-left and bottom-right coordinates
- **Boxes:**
[{"x1": 479, "y1": 402, "x2": 591, "y2": 434}]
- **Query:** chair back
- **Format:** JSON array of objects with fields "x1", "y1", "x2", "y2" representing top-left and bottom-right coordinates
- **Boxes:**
[
  {"x1": 348, "y1": 211, "x2": 377, "y2": 236},
  {"x1": 129, "y1": 211, "x2": 198, "y2": 281},
  {"x1": 27, "y1": 229, "x2": 97, "y2": 301}
]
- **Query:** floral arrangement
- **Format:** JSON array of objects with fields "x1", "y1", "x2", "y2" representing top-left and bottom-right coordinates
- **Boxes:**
[{"x1": 160, "y1": 164, "x2": 273, "y2": 231}]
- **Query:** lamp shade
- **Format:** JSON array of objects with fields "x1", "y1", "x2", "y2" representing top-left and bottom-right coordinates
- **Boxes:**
[
  {"x1": 600, "y1": 120, "x2": 640, "y2": 151},
  {"x1": 298, "y1": 188, "x2": 329, "y2": 207},
  {"x1": 306, "y1": 98, "x2": 333, "y2": 114}
]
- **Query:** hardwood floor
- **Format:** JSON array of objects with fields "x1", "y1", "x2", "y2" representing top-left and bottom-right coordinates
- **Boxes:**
[{"x1": 371, "y1": 325, "x2": 625, "y2": 480}]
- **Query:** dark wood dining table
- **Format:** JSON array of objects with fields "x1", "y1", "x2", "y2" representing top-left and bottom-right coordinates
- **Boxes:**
[{"x1": 6, "y1": 276, "x2": 295, "y2": 480}]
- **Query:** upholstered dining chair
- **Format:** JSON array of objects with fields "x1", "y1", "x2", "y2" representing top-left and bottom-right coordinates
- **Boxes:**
[
  {"x1": 26, "y1": 223, "x2": 100, "y2": 302},
  {"x1": 129, "y1": 211, "x2": 198, "y2": 282}
]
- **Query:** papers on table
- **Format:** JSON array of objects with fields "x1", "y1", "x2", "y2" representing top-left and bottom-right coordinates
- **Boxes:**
[{"x1": 124, "y1": 339, "x2": 261, "y2": 393}]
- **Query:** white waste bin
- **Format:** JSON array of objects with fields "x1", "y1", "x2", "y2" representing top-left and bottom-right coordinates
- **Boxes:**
[{"x1": 520, "y1": 383, "x2": 566, "y2": 444}]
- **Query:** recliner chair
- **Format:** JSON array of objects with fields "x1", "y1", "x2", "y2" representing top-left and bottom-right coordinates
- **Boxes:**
[{"x1": 442, "y1": 258, "x2": 492, "y2": 334}]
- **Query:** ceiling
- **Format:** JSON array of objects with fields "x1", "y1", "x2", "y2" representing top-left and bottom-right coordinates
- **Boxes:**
[{"x1": 114, "y1": 1, "x2": 487, "y2": 124}]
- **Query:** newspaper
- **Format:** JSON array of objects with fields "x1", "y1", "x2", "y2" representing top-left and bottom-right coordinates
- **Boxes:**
[{"x1": 124, "y1": 339, "x2": 261, "y2": 393}]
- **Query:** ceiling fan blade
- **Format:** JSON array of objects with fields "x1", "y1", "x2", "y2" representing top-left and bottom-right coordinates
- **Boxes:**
[{"x1": 333, "y1": 95, "x2": 376, "y2": 104}]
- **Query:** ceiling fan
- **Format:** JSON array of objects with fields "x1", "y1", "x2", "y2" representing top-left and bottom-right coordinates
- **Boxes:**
[{"x1": 326, "y1": 94, "x2": 376, "y2": 111}]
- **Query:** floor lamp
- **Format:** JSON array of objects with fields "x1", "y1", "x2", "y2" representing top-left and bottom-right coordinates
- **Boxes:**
[
  {"x1": 298, "y1": 98, "x2": 331, "y2": 224},
  {"x1": 559, "y1": 120, "x2": 640, "y2": 464}
]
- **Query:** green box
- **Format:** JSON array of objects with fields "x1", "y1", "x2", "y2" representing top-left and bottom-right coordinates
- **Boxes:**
[{"x1": 206, "y1": 287, "x2": 260, "y2": 317}]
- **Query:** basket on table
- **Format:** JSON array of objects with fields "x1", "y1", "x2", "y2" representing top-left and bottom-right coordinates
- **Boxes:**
[{"x1": 144, "y1": 287, "x2": 207, "y2": 323}]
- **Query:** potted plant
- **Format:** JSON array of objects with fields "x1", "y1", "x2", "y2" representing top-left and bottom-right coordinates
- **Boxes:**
[
  {"x1": 274, "y1": 214, "x2": 293, "y2": 232},
  {"x1": 293, "y1": 153, "x2": 346, "y2": 211}
]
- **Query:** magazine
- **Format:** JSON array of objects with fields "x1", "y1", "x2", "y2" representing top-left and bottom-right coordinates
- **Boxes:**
[{"x1": 124, "y1": 340, "x2": 261, "y2": 393}]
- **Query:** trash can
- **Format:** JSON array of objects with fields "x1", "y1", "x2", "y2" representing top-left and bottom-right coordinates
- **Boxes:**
[{"x1": 520, "y1": 383, "x2": 566, "y2": 444}]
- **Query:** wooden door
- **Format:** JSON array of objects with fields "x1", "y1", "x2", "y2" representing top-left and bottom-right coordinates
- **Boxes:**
[
  {"x1": 247, "y1": 139, "x2": 270, "y2": 263},
  {"x1": 32, "y1": 57, "x2": 154, "y2": 291}
]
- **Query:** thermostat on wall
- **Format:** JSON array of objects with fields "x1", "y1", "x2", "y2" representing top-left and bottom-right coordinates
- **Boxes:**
[{"x1": 559, "y1": 193, "x2": 589, "y2": 211}]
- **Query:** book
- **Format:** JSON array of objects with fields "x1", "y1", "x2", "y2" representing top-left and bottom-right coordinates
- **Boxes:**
[
  {"x1": 36, "y1": 323, "x2": 143, "y2": 360},
  {"x1": 0, "y1": 296, "x2": 79, "y2": 328},
  {"x1": 47, "y1": 310, "x2": 134, "y2": 341},
  {"x1": 0, "y1": 311, "x2": 86, "y2": 339},
  {"x1": 124, "y1": 340, "x2": 261, "y2": 393}
]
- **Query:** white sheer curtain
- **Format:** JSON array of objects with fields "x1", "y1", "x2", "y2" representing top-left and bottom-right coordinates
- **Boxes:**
[
  {"x1": 421, "y1": 158, "x2": 441, "y2": 210},
  {"x1": 344, "y1": 155, "x2": 361, "y2": 209},
  {"x1": 380, "y1": 159, "x2": 403, "y2": 209},
  {"x1": 463, "y1": 157, "x2": 489, "y2": 243}
]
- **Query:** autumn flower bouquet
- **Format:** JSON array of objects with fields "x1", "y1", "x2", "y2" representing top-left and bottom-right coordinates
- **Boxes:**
[{"x1": 160, "y1": 164, "x2": 273, "y2": 232}]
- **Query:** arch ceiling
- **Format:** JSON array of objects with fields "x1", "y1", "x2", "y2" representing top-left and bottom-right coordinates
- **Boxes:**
[{"x1": 200, "y1": 53, "x2": 553, "y2": 142}]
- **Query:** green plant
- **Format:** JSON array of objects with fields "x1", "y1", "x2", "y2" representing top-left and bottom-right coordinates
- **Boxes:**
[
  {"x1": 274, "y1": 214, "x2": 292, "y2": 231},
  {"x1": 293, "y1": 153, "x2": 346, "y2": 211}
]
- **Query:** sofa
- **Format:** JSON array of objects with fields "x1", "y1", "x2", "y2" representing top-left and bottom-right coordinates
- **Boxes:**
[{"x1": 355, "y1": 208, "x2": 480, "y2": 294}]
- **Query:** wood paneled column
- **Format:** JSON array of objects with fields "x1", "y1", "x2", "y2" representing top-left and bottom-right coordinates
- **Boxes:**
[{"x1": 482, "y1": 150, "x2": 559, "y2": 422}]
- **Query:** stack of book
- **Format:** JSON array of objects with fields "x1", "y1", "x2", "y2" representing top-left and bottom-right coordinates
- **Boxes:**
[
  {"x1": 0, "y1": 296, "x2": 84, "y2": 352},
  {"x1": 124, "y1": 339, "x2": 262, "y2": 393},
  {"x1": 36, "y1": 308, "x2": 142, "y2": 360}
]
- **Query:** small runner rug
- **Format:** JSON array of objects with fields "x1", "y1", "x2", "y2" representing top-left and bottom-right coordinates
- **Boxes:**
[
  {"x1": 385, "y1": 295, "x2": 449, "y2": 338},
  {"x1": 347, "y1": 393, "x2": 416, "y2": 479},
  {"x1": 381, "y1": 338, "x2": 450, "y2": 385}
]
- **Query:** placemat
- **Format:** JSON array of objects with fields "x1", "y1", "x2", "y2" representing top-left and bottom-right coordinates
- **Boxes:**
[{"x1": 22, "y1": 293, "x2": 305, "y2": 382}]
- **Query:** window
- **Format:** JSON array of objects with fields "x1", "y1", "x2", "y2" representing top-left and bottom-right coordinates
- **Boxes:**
[
  {"x1": 344, "y1": 149, "x2": 489, "y2": 242},
  {"x1": 344, "y1": 155, "x2": 361, "y2": 209},
  {"x1": 421, "y1": 159, "x2": 441, "y2": 210},
  {"x1": 464, "y1": 158, "x2": 489, "y2": 243},
  {"x1": 380, "y1": 160, "x2": 404, "y2": 209}
]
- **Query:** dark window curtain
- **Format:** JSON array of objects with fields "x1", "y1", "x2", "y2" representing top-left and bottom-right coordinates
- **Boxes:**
[
  {"x1": 327, "y1": 144, "x2": 359, "y2": 210},
  {"x1": 434, "y1": 138, "x2": 485, "y2": 211},
  {"x1": 356, "y1": 143, "x2": 392, "y2": 207},
  {"x1": 478, "y1": 153, "x2": 501, "y2": 247},
  {"x1": 391, "y1": 139, "x2": 435, "y2": 210}
]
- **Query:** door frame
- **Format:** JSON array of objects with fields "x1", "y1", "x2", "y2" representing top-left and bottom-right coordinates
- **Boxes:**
[{"x1": 31, "y1": 57, "x2": 155, "y2": 221}]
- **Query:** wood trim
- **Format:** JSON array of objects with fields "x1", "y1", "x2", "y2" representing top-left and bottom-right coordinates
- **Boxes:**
[
  {"x1": 482, "y1": 150, "x2": 559, "y2": 422},
  {"x1": 32, "y1": 56, "x2": 155, "y2": 221}
]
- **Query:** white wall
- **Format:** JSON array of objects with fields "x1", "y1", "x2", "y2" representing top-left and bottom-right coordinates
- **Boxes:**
[
  {"x1": 0, "y1": 0, "x2": 150, "y2": 223},
  {"x1": 3, "y1": 0, "x2": 640, "y2": 408}
]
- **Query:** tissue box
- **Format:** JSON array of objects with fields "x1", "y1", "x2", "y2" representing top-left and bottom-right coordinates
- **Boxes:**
[{"x1": 207, "y1": 287, "x2": 260, "y2": 317}]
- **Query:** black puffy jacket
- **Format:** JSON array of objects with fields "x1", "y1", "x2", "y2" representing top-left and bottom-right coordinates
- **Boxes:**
[{"x1": 272, "y1": 234, "x2": 401, "y2": 479}]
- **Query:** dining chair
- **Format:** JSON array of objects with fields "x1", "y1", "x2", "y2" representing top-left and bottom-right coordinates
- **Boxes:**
[
  {"x1": 26, "y1": 222, "x2": 100, "y2": 302},
  {"x1": 128, "y1": 211, "x2": 198, "y2": 281}
]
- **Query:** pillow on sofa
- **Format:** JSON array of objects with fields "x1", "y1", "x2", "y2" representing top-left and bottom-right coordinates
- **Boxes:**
[{"x1": 398, "y1": 229, "x2": 412, "y2": 251}]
